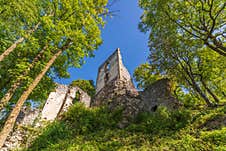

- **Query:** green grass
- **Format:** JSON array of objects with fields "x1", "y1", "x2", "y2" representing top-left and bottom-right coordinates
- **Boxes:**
[{"x1": 25, "y1": 103, "x2": 226, "y2": 151}]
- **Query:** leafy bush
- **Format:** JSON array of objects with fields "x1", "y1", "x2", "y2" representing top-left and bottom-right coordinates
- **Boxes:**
[
  {"x1": 61, "y1": 103, "x2": 122, "y2": 134},
  {"x1": 28, "y1": 121, "x2": 72, "y2": 150},
  {"x1": 28, "y1": 103, "x2": 122, "y2": 150},
  {"x1": 201, "y1": 128, "x2": 226, "y2": 146},
  {"x1": 128, "y1": 106, "x2": 192, "y2": 135},
  {"x1": 27, "y1": 104, "x2": 226, "y2": 151}
]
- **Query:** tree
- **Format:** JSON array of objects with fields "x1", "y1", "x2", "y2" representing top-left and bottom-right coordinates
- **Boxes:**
[
  {"x1": 0, "y1": 45, "x2": 48, "y2": 111},
  {"x1": 0, "y1": 0, "x2": 56, "y2": 111},
  {"x1": 0, "y1": 41, "x2": 70, "y2": 147},
  {"x1": 138, "y1": 0, "x2": 226, "y2": 106},
  {"x1": 133, "y1": 63, "x2": 163, "y2": 89},
  {"x1": 139, "y1": 0, "x2": 226, "y2": 56},
  {"x1": 0, "y1": 0, "x2": 42, "y2": 62},
  {"x1": 0, "y1": 0, "x2": 107, "y2": 147}
]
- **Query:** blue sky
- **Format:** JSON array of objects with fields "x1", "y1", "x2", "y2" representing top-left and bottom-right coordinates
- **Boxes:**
[{"x1": 55, "y1": 0, "x2": 149, "y2": 86}]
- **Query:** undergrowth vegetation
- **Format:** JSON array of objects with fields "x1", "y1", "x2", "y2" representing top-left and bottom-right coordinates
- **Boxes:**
[{"x1": 26, "y1": 103, "x2": 226, "y2": 151}]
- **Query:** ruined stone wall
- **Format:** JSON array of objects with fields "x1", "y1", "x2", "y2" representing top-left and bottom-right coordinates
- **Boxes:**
[
  {"x1": 62, "y1": 86, "x2": 91, "y2": 112},
  {"x1": 93, "y1": 78, "x2": 181, "y2": 128},
  {"x1": 41, "y1": 84, "x2": 68, "y2": 121},
  {"x1": 93, "y1": 79, "x2": 139, "y2": 106},
  {"x1": 96, "y1": 49, "x2": 120, "y2": 93},
  {"x1": 96, "y1": 48, "x2": 133, "y2": 94},
  {"x1": 140, "y1": 78, "x2": 181, "y2": 112},
  {"x1": 41, "y1": 84, "x2": 91, "y2": 121},
  {"x1": 94, "y1": 48, "x2": 138, "y2": 107},
  {"x1": 93, "y1": 78, "x2": 143, "y2": 128},
  {"x1": 93, "y1": 48, "x2": 142, "y2": 128},
  {"x1": 93, "y1": 49, "x2": 181, "y2": 128},
  {"x1": 1, "y1": 84, "x2": 91, "y2": 151},
  {"x1": 118, "y1": 50, "x2": 131, "y2": 81}
]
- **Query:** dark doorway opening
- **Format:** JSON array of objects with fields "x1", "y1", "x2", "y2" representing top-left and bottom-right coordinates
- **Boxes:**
[{"x1": 151, "y1": 105, "x2": 158, "y2": 112}]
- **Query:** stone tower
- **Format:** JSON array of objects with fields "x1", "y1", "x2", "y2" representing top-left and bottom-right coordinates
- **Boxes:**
[
  {"x1": 96, "y1": 48, "x2": 131, "y2": 93},
  {"x1": 93, "y1": 48, "x2": 139, "y2": 107}
]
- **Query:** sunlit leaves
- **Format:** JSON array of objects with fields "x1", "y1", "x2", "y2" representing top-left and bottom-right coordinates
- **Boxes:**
[{"x1": 138, "y1": 0, "x2": 226, "y2": 105}]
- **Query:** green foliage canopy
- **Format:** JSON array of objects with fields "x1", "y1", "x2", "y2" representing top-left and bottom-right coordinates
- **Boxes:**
[
  {"x1": 137, "y1": 0, "x2": 226, "y2": 106},
  {"x1": 139, "y1": 0, "x2": 226, "y2": 56}
]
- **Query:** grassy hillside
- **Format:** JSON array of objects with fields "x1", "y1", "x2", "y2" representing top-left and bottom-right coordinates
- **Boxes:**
[{"x1": 25, "y1": 103, "x2": 226, "y2": 151}]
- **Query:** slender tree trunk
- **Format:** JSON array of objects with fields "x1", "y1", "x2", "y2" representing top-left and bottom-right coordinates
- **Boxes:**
[
  {"x1": 177, "y1": 59, "x2": 213, "y2": 106},
  {"x1": 191, "y1": 78, "x2": 213, "y2": 106},
  {"x1": 186, "y1": 72, "x2": 213, "y2": 106},
  {"x1": 0, "y1": 45, "x2": 48, "y2": 111},
  {"x1": 0, "y1": 22, "x2": 40, "y2": 62},
  {"x1": 201, "y1": 79, "x2": 220, "y2": 103},
  {"x1": 0, "y1": 41, "x2": 70, "y2": 148},
  {"x1": 183, "y1": 74, "x2": 212, "y2": 106}
]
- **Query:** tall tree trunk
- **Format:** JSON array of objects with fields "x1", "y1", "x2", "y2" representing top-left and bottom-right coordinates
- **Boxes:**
[
  {"x1": 0, "y1": 22, "x2": 40, "y2": 62},
  {"x1": 0, "y1": 45, "x2": 48, "y2": 111},
  {"x1": 0, "y1": 41, "x2": 70, "y2": 148}
]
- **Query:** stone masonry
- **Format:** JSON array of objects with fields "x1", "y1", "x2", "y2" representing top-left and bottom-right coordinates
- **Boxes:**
[
  {"x1": 1, "y1": 48, "x2": 181, "y2": 150},
  {"x1": 92, "y1": 48, "x2": 142, "y2": 127},
  {"x1": 1, "y1": 107, "x2": 40, "y2": 151},
  {"x1": 41, "y1": 84, "x2": 91, "y2": 121},
  {"x1": 140, "y1": 78, "x2": 181, "y2": 112},
  {"x1": 93, "y1": 48, "x2": 138, "y2": 105},
  {"x1": 92, "y1": 48, "x2": 181, "y2": 127},
  {"x1": 1, "y1": 85, "x2": 91, "y2": 151}
]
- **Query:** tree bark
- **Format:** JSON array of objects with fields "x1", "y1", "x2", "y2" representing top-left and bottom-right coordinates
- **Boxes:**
[
  {"x1": 0, "y1": 45, "x2": 48, "y2": 111},
  {"x1": 0, "y1": 41, "x2": 70, "y2": 148},
  {"x1": 0, "y1": 22, "x2": 40, "y2": 62},
  {"x1": 183, "y1": 74, "x2": 212, "y2": 107}
]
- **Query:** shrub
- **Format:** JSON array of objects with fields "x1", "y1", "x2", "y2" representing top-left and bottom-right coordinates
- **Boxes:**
[
  {"x1": 28, "y1": 103, "x2": 122, "y2": 150},
  {"x1": 128, "y1": 106, "x2": 191, "y2": 135}
]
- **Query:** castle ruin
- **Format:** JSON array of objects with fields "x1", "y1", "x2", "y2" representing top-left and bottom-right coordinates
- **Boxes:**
[
  {"x1": 93, "y1": 48, "x2": 139, "y2": 105},
  {"x1": 41, "y1": 48, "x2": 180, "y2": 121},
  {"x1": 1, "y1": 48, "x2": 180, "y2": 150}
]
